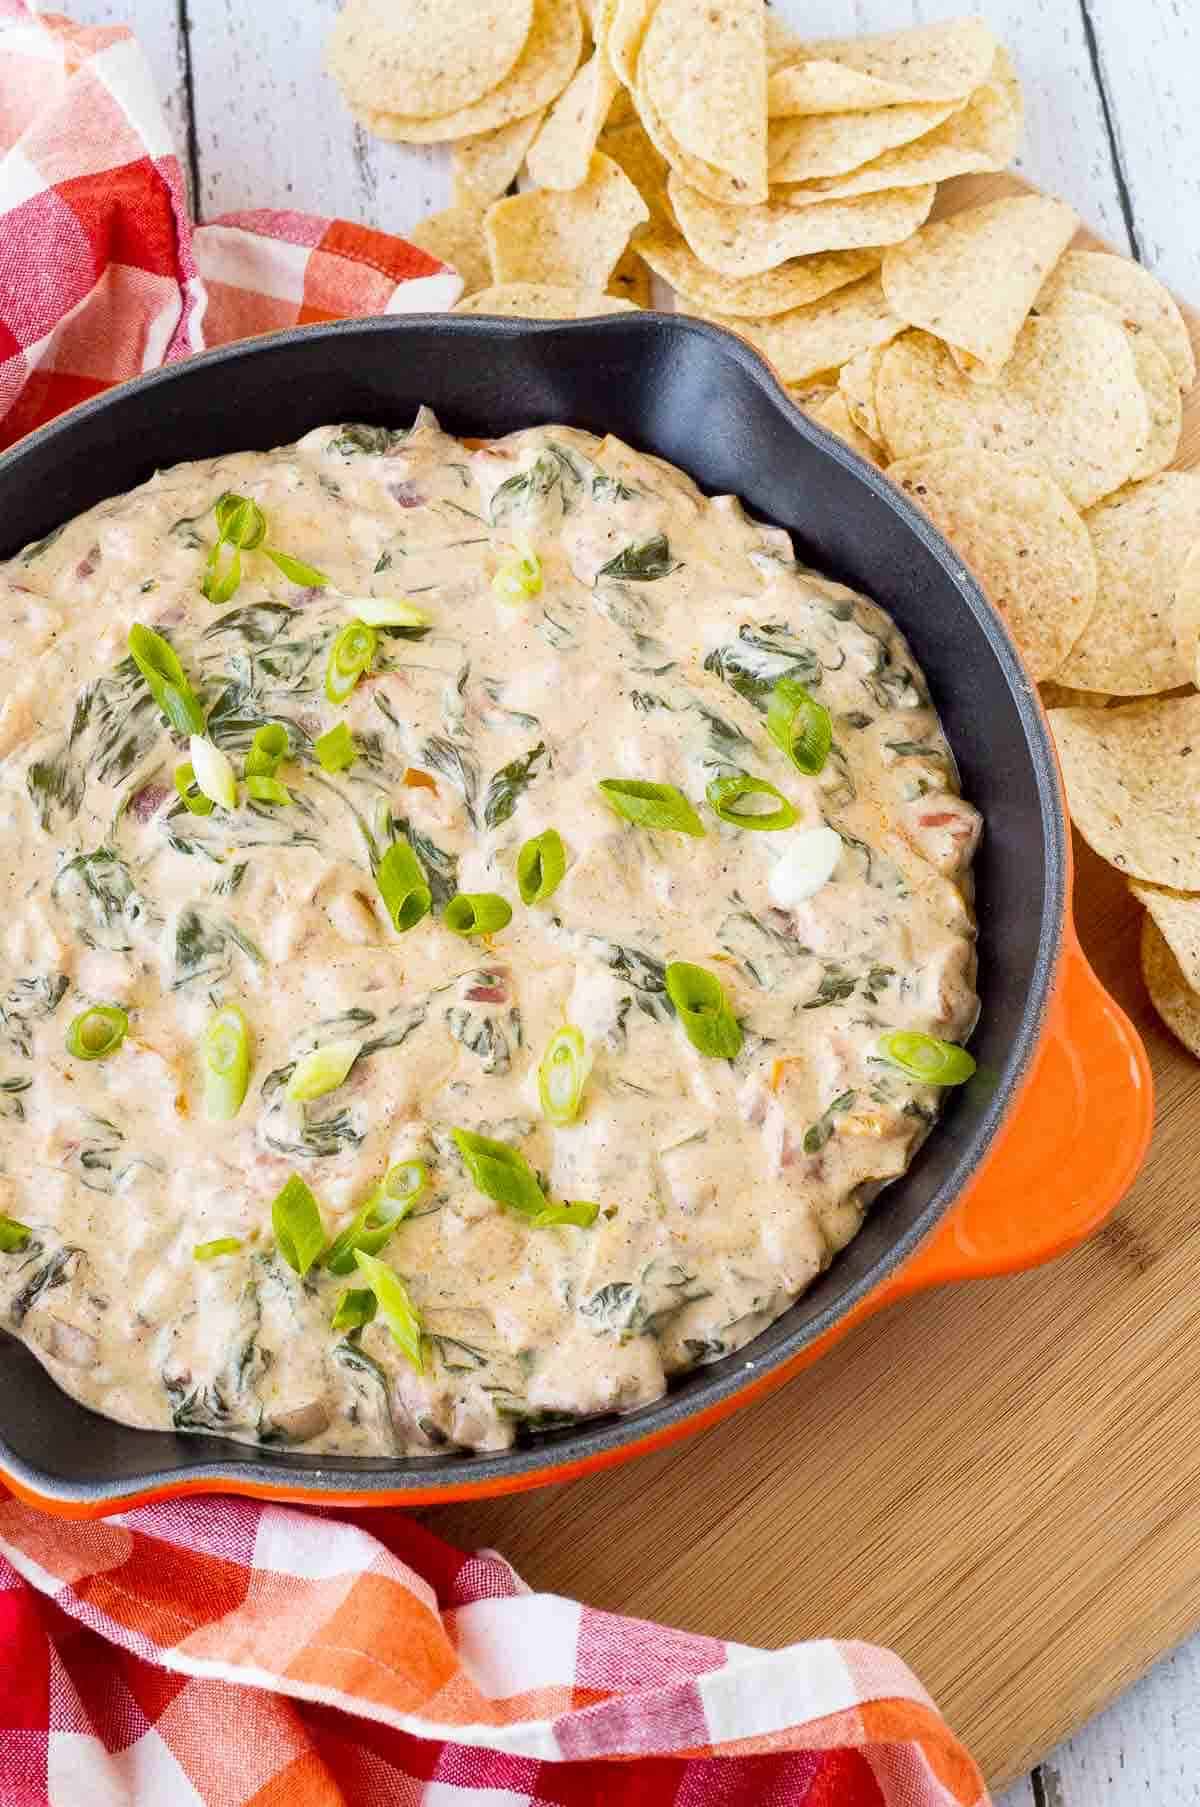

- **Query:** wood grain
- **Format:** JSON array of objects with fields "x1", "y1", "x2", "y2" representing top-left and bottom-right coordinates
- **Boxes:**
[{"x1": 420, "y1": 178, "x2": 1200, "y2": 1793}]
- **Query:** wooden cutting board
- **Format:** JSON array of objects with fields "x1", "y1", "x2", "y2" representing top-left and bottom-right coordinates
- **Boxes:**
[{"x1": 422, "y1": 174, "x2": 1200, "y2": 1793}]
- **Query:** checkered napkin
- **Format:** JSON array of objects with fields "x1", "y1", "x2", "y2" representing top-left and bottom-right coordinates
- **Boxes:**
[{"x1": 0, "y1": 8, "x2": 992, "y2": 1804}]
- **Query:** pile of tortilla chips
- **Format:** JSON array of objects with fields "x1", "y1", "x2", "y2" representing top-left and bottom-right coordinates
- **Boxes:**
[{"x1": 331, "y1": 2, "x2": 1200, "y2": 1057}]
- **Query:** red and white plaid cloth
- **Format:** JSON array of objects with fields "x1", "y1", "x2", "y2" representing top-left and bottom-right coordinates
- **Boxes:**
[{"x1": 0, "y1": 7, "x2": 993, "y2": 1804}]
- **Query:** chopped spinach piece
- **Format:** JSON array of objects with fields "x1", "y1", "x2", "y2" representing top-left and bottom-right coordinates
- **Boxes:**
[
  {"x1": 420, "y1": 735, "x2": 479, "y2": 825},
  {"x1": 482, "y1": 741, "x2": 546, "y2": 828},
  {"x1": 329, "y1": 423, "x2": 408, "y2": 456},
  {"x1": 0, "y1": 973, "x2": 69, "y2": 1058},
  {"x1": 596, "y1": 533, "x2": 680, "y2": 583},
  {"x1": 52, "y1": 849, "x2": 147, "y2": 952},
  {"x1": 0, "y1": 1075, "x2": 32, "y2": 1122},
  {"x1": 11, "y1": 1245, "x2": 83, "y2": 1324},
  {"x1": 803, "y1": 968, "x2": 859, "y2": 1010},
  {"x1": 802, "y1": 1090, "x2": 856, "y2": 1154}
]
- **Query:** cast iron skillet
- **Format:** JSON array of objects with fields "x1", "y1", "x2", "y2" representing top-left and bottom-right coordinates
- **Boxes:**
[{"x1": 0, "y1": 314, "x2": 1066, "y2": 1508}]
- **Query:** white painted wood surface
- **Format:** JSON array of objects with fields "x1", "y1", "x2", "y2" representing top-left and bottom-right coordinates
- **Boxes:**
[{"x1": 61, "y1": 2, "x2": 1200, "y2": 1800}]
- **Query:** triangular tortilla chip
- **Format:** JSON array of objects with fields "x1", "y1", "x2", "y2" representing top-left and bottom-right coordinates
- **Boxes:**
[
  {"x1": 452, "y1": 111, "x2": 546, "y2": 203},
  {"x1": 527, "y1": 44, "x2": 620, "y2": 188},
  {"x1": 485, "y1": 150, "x2": 648, "y2": 289},
  {"x1": 697, "y1": 272, "x2": 904, "y2": 383}
]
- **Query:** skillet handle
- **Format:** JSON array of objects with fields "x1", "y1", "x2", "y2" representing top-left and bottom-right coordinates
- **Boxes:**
[{"x1": 873, "y1": 922, "x2": 1153, "y2": 1307}]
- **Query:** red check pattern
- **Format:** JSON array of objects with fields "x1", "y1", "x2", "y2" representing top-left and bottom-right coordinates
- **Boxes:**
[
  {"x1": 0, "y1": 6, "x2": 993, "y2": 1803},
  {"x1": 0, "y1": 2, "x2": 460, "y2": 453},
  {"x1": 0, "y1": 1492, "x2": 991, "y2": 1807}
]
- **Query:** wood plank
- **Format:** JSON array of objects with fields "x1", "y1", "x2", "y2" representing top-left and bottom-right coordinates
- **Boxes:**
[
  {"x1": 184, "y1": 0, "x2": 448, "y2": 229},
  {"x1": 1084, "y1": 0, "x2": 1200, "y2": 299},
  {"x1": 423, "y1": 182, "x2": 1200, "y2": 1794},
  {"x1": 767, "y1": 0, "x2": 1133, "y2": 252}
]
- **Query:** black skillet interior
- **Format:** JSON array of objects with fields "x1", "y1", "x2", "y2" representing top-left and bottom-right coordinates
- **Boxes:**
[{"x1": 0, "y1": 315, "x2": 1066, "y2": 1504}]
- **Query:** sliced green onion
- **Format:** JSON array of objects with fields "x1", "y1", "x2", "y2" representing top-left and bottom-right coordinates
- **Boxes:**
[
  {"x1": 314, "y1": 722, "x2": 358, "y2": 772},
  {"x1": 353, "y1": 1249, "x2": 423, "y2": 1371},
  {"x1": 244, "y1": 722, "x2": 288, "y2": 777},
  {"x1": 264, "y1": 547, "x2": 329, "y2": 587},
  {"x1": 452, "y1": 1127, "x2": 546, "y2": 1217},
  {"x1": 707, "y1": 772, "x2": 798, "y2": 831},
  {"x1": 342, "y1": 596, "x2": 431, "y2": 628},
  {"x1": 664, "y1": 962, "x2": 743, "y2": 1060},
  {"x1": 66, "y1": 1004, "x2": 128, "y2": 1061},
  {"x1": 331, "y1": 1286, "x2": 377, "y2": 1333},
  {"x1": 766, "y1": 679, "x2": 832, "y2": 776},
  {"x1": 0, "y1": 1214, "x2": 32, "y2": 1253},
  {"x1": 517, "y1": 828, "x2": 566, "y2": 904},
  {"x1": 271, "y1": 1173, "x2": 326, "y2": 1277},
  {"x1": 492, "y1": 543, "x2": 542, "y2": 603},
  {"x1": 214, "y1": 492, "x2": 267, "y2": 549},
  {"x1": 598, "y1": 779, "x2": 705, "y2": 836},
  {"x1": 878, "y1": 1030, "x2": 977, "y2": 1086},
  {"x1": 202, "y1": 1004, "x2": 251, "y2": 1121},
  {"x1": 325, "y1": 619, "x2": 377, "y2": 704},
  {"x1": 530, "y1": 1200, "x2": 600, "y2": 1229},
  {"x1": 246, "y1": 775, "x2": 291, "y2": 806},
  {"x1": 202, "y1": 545, "x2": 242, "y2": 606},
  {"x1": 189, "y1": 735, "x2": 238, "y2": 810},
  {"x1": 444, "y1": 892, "x2": 513, "y2": 937},
  {"x1": 538, "y1": 1025, "x2": 591, "y2": 1126},
  {"x1": 194, "y1": 1236, "x2": 243, "y2": 1260},
  {"x1": 174, "y1": 761, "x2": 214, "y2": 816},
  {"x1": 324, "y1": 1160, "x2": 427, "y2": 1275},
  {"x1": 128, "y1": 624, "x2": 205, "y2": 736},
  {"x1": 286, "y1": 1037, "x2": 360, "y2": 1102},
  {"x1": 375, "y1": 840, "x2": 431, "y2": 933}
]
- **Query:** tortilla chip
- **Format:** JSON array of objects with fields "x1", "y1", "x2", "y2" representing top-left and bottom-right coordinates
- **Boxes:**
[
  {"x1": 1039, "y1": 682, "x2": 1113, "y2": 711},
  {"x1": 1036, "y1": 250, "x2": 1196, "y2": 391},
  {"x1": 485, "y1": 149, "x2": 648, "y2": 289},
  {"x1": 1179, "y1": 546, "x2": 1200, "y2": 688},
  {"x1": 407, "y1": 204, "x2": 491, "y2": 297},
  {"x1": 636, "y1": 228, "x2": 879, "y2": 318},
  {"x1": 1052, "y1": 473, "x2": 1200, "y2": 694},
  {"x1": 454, "y1": 281, "x2": 640, "y2": 316},
  {"x1": 799, "y1": 391, "x2": 884, "y2": 466},
  {"x1": 875, "y1": 318, "x2": 1146, "y2": 512},
  {"x1": 777, "y1": 64, "x2": 1022, "y2": 203},
  {"x1": 1131, "y1": 883, "x2": 1200, "y2": 995},
  {"x1": 697, "y1": 272, "x2": 904, "y2": 384},
  {"x1": 670, "y1": 175, "x2": 936, "y2": 277},
  {"x1": 888, "y1": 450, "x2": 1096, "y2": 680},
  {"x1": 1128, "y1": 336, "x2": 1184, "y2": 481},
  {"x1": 768, "y1": 99, "x2": 957, "y2": 185},
  {"x1": 1050, "y1": 695, "x2": 1200, "y2": 889},
  {"x1": 1141, "y1": 917, "x2": 1200, "y2": 1059},
  {"x1": 596, "y1": 116, "x2": 674, "y2": 228},
  {"x1": 327, "y1": 0, "x2": 534, "y2": 118},
  {"x1": 351, "y1": 0, "x2": 581, "y2": 144},
  {"x1": 639, "y1": 0, "x2": 768, "y2": 203},
  {"x1": 608, "y1": 245, "x2": 653, "y2": 307},
  {"x1": 880, "y1": 194, "x2": 1077, "y2": 374},
  {"x1": 452, "y1": 111, "x2": 546, "y2": 203},
  {"x1": 526, "y1": 43, "x2": 620, "y2": 188},
  {"x1": 768, "y1": 18, "x2": 998, "y2": 117},
  {"x1": 838, "y1": 344, "x2": 886, "y2": 446}
]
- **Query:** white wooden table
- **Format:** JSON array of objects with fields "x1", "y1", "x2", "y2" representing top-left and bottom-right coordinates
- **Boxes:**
[{"x1": 67, "y1": 2, "x2": 1200, "y2": 1799}]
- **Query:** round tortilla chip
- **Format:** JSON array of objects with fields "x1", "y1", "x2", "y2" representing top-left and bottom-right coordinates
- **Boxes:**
[
  {"x1": 697, "y1": 272, "x2": 904, "y2": 384},
  {"x1": 484, "y1": 150, "x2": 648, "y2": 290},
  {"x1": 1141, "y1": 917, "x2": 1200, "y2": 1060},
  {"x1": 640, "y1": 0, "x2": 767, "y2": 203},
  {"x1": 1177, "y1": 546, "x2": 1200, "y2": 689},
  {"x1": 1036, "y1": 250, "x2": 1196, "y2": 392},
  {"x1": 670, "y1": 175, "x2": 936, "y2": 277},
  {"x1": 526, "y1": 43, "x2": 620, "y2": 189},
  {"x1": 777, "y1": 64, "x2": 1022, "y2": 204},
  {"x1": 875, "y1": 318, "x2": 1147, "y2": 513},
  {"x1": 452, "y1": 111, "x2": 547, "y2": 203},
  {"x1": 1128, "y1": 335, "x2": 1184, "y2": 481},
  {"x1": 1049, "y1": 695, "x2": 1200, "y2": 890},
  {"x1": 889, "y1": 451, "x2": 1096, "y2": 680},
  {"x1": 327, "y1": 0, "x2": 533, "y2": 118},
  {"x1": 350, "y1": 0, "x2": 581, "y2": 144},
  {"x1": 797, "y1": 391, "x2": 883, "y2": 466},
  {"x1": 768, "y1": 99, "x2": 957, "y2": 185},
  {"x1": 768, "y1": 18, "x2": 998, "y2": 116},
  {"x1": 1039, "y1": 681, "x2": 1113, "y2": 711},
  {"x1": 1053, "y1": 473, "x2": 1200, "y2": 694},
  {"x1": 454, "y1": 282, "x2": 640, "y2": 316},
  {"x1": 1131, "y1": 884, "x2": 1200, "y2": 995},
  {"x1": 838, "y1": 345, "x2": 886, "y2": 447},
  {"x1": 407, "y1": 204, "x2": 491, "y2": 298},
  {"x1": 636, "y1": 228, "x2": 879, "y2": 318},
  {"x1": 880, "y1": 194, "x2": 1078, "y2": 375}
]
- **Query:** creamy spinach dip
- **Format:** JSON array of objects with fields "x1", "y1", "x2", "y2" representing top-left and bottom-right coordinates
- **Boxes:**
[{"x1": 0, "y1": 410, "x2": 980, "y2": 1456}]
